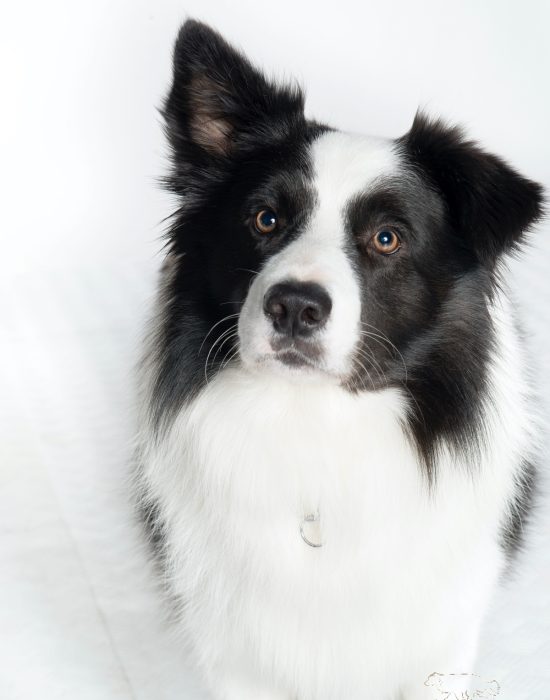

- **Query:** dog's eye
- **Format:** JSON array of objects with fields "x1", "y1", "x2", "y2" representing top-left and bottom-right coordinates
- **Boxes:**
[
  {"x1": 254, "y1": 209, "x2": 278, "y2": 235},
  {"x1": 371, "y1": 228, "x2": 401, "y2": 255}
]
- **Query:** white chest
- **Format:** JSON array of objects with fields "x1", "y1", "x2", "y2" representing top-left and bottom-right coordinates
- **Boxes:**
[
  {"x1": 145, "y1": 369, "x2": 511, "y2": 603},
  {"x1": 139, "y1": 367, "x2": 525, "y2": 698}
]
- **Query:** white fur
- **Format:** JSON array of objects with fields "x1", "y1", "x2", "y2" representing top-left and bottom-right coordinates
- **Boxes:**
[{"x1": 136, "y1": 132, "x2": 535, "y2": 700}]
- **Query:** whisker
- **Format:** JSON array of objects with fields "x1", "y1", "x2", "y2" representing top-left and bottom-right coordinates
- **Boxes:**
[
  {"x1": 211, "y1": 330, "x2": 239, "y2": 367},
  {"x1": 220, "y1": 345, "x2": 240, "y2": 372},
  {"x1": 359, "y1": 323, "x2": 408, "y2": 382},
  {"x1": 358, "y1": 326, "x2": 399, "y2": 354},
  {"x1": 198, "y1": 313, "x2": 240, "y2": 356},
  {"x1": 352, "y1": 355, "x2": 376, "y2": 392},
  {"x1": 213, "y1": 340, "x2": 241, "y2": 382},
  {"x1": 355, "y1": 341, "x2": 386, "y2": 374},
  {"x1": 355, "y1": 347, "x2": 387, "y2": 387},
  {"x1": 204, "y1": 324, "x2": 238, "y2": 384},
  {"x1": 235, "y1": 267, "x2": 260, "y2": 277},
  {"x1": 359, "y1": 331, "x2": 397, "y2": 361},
  {"x1": 208, "y1": 326, "x2": 238, "y2": 358},
  {"x1": 356, "y1": 358, "x2": 372, "y2": 392},
  {"x1": 351, "y1": 359, "x2": 368, "y2": 393}
]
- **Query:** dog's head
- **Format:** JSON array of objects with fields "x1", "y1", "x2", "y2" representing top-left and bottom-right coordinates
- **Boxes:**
[{"x1": 158, "y1": 20, "x2": 543, "y2": 467}]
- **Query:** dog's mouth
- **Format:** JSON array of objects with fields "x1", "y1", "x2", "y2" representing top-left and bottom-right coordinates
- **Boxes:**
[
  {"x1": 255, "y1": 339, "x2": 344, "y2": 382},
  {"x1": 274, "y1": 348, "x2": 318, "y2": 369},
  {"x1": 269, "y1": 336, "x2": 323, "y2": 370}
]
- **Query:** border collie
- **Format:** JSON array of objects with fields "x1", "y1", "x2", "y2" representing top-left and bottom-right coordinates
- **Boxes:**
[{"x1": 135, "y1": 19, "x2": 544, "y2": 700}]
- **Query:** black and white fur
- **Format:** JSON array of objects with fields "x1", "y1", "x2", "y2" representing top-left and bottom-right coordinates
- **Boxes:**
[{"x1": 135, "y1": 20, "x2": 544, "y2": 700}]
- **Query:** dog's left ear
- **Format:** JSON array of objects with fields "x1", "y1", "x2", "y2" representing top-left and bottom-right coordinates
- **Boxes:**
[
  {"x1": 400, "y1": 112, "x2": 544, "y2": 265},
  {"x1": 163, "y1": 20, "x2": 305, "y2": 163}
]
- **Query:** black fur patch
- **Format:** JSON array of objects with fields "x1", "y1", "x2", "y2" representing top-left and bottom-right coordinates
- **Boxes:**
[
  {"x1": 500, "y1": 459, "x2": 537, "y2": 561},
  {"x1": 137, "y1": 496, "x2": 167, "y2": 562}
]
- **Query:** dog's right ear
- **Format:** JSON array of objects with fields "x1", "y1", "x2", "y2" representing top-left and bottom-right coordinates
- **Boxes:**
[
  {"x1": 400, "y1": 112, "x2": 544, "y2": 266},
  {"x1": 162, "y1": 20, "x2": 305, "y2": 167}
]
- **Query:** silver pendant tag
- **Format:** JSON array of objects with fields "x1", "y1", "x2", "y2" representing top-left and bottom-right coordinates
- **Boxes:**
[{"x1": 300, "y1": 511, "x2": 323, "y2": 548}]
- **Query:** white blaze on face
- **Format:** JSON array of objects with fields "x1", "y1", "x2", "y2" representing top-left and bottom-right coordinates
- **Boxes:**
[{"x1": 238, "y1": 130, "x2": 398, "y2": 379}]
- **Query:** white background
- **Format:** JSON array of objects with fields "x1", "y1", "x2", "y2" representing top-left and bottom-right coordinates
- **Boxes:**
[{"x1": 1, "y1": 1, "x2": 549, "y2": 698}]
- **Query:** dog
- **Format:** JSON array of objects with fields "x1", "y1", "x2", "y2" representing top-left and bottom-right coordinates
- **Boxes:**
[{"x1": 135, "y1": 19, "x2": 544, "y2": 700}]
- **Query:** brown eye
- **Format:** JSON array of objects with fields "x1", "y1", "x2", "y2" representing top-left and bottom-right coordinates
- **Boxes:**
[
  {"x1": 371, "y1": 228, "x2": 401, "y2": 255},
  {"x1": 254, "y1": 209, "x2": 278, "y2": 235}
]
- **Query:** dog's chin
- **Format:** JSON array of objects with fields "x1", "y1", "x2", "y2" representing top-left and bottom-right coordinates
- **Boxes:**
[
  {"x1": 244, "y1": 348, "x2": 344, "y2": 385},
  {"x1": 274, "y1": 348, "x2": 317, "y2": 369}
]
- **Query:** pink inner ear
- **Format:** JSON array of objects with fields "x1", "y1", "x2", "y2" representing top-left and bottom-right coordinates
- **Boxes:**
[
  {"x1": 188, "y1": 75, "x2": 233, "y2": 155},
  {"x1": 191, "y1": 115, "x2": 232, "y2": 155}
]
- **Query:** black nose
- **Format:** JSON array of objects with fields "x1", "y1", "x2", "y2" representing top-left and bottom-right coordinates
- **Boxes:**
[{"x1": 263, "y1": 281, "x2": 332, "y2": 338}]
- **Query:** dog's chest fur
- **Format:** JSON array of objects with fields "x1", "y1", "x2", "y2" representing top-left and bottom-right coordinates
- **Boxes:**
[{"x1": 138, "y1": 295, "x2": 530, "y2": 699}]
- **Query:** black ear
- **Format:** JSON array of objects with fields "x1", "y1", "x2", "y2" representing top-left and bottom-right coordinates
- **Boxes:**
[
  {"x1": 400, "y1": 112, "x2": 544, "y2": 264},
  {"x1": 163, "y1": 20, "x2": 305, "y2": 162}
]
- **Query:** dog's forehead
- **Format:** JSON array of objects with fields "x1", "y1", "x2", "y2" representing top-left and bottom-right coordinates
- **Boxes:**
[{"x1": 309, "y1": 130, "x2": 400, "y2": 211}]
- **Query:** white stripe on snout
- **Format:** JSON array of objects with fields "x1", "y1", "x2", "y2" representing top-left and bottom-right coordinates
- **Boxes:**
[{"x1": 239, "y1": 130, "x2": 398, "y2": 377}]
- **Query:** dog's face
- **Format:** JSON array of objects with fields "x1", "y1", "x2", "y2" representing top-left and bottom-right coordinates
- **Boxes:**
[
  {"x1": 158, "y1": 20, "x2": 542, "y2": 467},
  {"x1": 235, "y1": 129, "x2": 463, "y2": 387}
]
